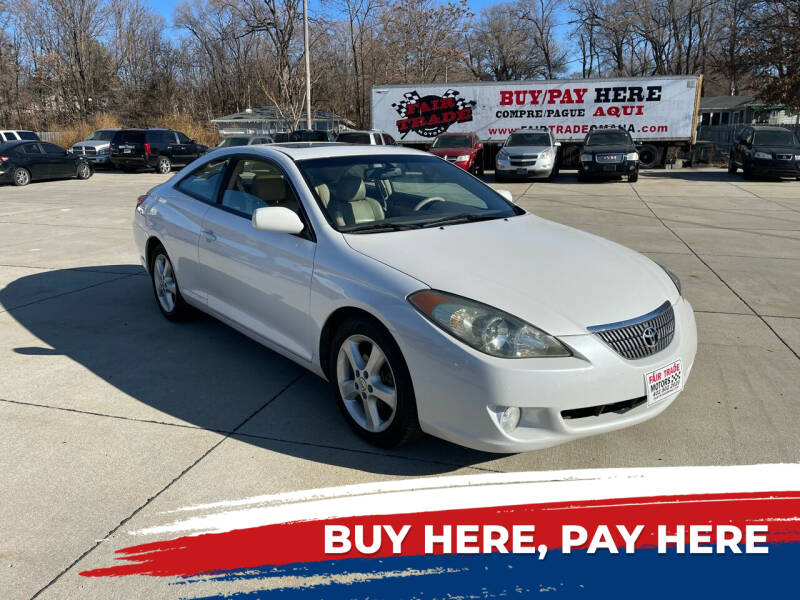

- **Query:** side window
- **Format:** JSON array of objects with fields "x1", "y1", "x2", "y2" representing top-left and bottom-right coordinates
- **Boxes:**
[
  {"x1": 382, "y1": 134, "x2": 395, "y2": 145},
  {"x1": 42, "y1": 142, "x2": 64, "y2": 154},
  {"x1": 176, "y1": 132, "x2": 191, "y2": 144},
  {"x1": 221, "y1": 159, "x2": 302, "y2": 219},
  {"x1": 21, "y1": 143, "x2": 44, "y2": 155},
  {"x1": 373, "y1": 133, "x2": 383, "y2": 145},
  {"x1": 176, "y1": 158, "x2": 228, "y2": 203}
]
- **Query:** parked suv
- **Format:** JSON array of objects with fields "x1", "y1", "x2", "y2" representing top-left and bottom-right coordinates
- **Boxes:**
[
  {"x1": 110, "y1": 129, "x2": 207, "y2": 173},
  {"x1": 427, "y1": 131, "x2": 484, "y2": 175},
  {"x1": 495, "y1": 129, "x2": 560, "y2": 181},
  {"x1": 0, "y1": 130, "x2": 39, "y2": 142},
  {"x1": 578, "y1": 128, "x2": 639, "y2": 182},
  {"x1": 70, "y1": 128, "x2": 120, "y2": 166},
  {"x1": 729, "y1": 126, "x2": 800, "y2": 180},
  {"x1": 335, "y1": 130, "x2": 397, "y2": 145}
]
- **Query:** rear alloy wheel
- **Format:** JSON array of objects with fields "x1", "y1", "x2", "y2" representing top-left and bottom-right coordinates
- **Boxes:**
[
  {"x1": 150, "y1": 244, "x2": 192, "y2": 321},
  {"x1": 331, "y1": 318, "x2": 420, "y2": 447},
  {"x1": 13, "y1": 167, "x2": 30, "y2": 186},
  {"x1": 77, "y1": 163, "x2": 92, "y2": 179},
  {"x1": 156, "y1": 156, "x2": 171, "y2": 174}
]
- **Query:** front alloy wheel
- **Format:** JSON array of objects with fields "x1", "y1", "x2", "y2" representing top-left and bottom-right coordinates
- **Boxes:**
[
  {"x1": 337, "y1": 335, "x2": 397, "y2": 433},
  {"x1": 77, "y1": 163, "x2": 92, "y2": 179},
  {"x1": 330, "y1": 317, "x2": 420, "y2": 447}
]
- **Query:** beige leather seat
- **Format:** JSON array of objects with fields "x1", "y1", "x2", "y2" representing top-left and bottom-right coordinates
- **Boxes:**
[
  {"x1": 329, "y1": 175, "x2": 385, "y2": 227},
  {"x1": 251, "y1": 177, "x2": 301, "y2": 214}
]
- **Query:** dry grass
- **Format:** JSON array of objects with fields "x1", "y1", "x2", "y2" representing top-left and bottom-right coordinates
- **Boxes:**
[
  {"x1": 153, "y1": 113, "x2": 219, "y2": 147},
  {"x1": 53, "y1": 112, "x2": 219, "y2": 148}
]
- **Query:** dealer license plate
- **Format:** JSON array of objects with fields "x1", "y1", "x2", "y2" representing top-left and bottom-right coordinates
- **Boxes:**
[
  {"x1": 645, "y1": 359, "x2": 682, "y2": 406},
  {"x1": 603, "y1": 165, "x2": 617, "y2": 171},
  {"x1": 517, "y1": 168, "x2": 527, "y2": 175}
]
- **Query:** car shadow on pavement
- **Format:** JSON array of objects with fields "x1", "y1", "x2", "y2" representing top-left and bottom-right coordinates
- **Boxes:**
[{"x1": 1, "y1": 265, "x2": 502, "y2": 476}]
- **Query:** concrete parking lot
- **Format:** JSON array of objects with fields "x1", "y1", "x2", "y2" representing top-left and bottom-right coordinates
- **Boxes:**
[{"x1": 2, "y1": 168, "x2": 799, "y2": 598}]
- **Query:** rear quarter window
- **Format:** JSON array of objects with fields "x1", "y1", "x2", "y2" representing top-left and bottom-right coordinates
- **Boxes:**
[{"x1": 18, "y1": 131, "x2": 39, "y2": 140}]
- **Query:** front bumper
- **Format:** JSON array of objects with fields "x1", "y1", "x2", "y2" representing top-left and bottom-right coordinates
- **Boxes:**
[
  {"x1": 496, "y1": 157, "x2": 554, "y2": 178},
  {"x1": 750, "y1": 158, "x2": 800, "y2": 177},
  {"x1": 397, "y1": 297, "x2": 697, "y2": 453},
  {"x1": 580, "y1": 159, "x2": 637, "y2": 177}
]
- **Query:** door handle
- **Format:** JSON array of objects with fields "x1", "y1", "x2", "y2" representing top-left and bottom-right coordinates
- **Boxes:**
[{"x1": 202, "y1": 229, "x2": 217, "y2": 242}]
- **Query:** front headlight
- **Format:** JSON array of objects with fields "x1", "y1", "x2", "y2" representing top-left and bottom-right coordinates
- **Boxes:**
[
  {"x1": 657, "y1": 264, "x2": 681, "y2": 295},
  {"x1": 626, "y1": 152, "x2": 639, "y2": 161},
  {"x1": 580, "y1": 153, "x2": 593, "y2": 162},
  {"x1": 497, "y1": 149, "x2": 509, "y2": 160},
  {"x1": 754, "y1": 151, "x2": 772, "y2": 159},
  {"x1": 408, "y1": 290, "x2": 571, "y2": 358},
  {"x1": 456, "y1": 154, "x2": 471, "y2": 162},
  {"x1": 794, "y1": 154, "x2": 800, "y2": 161}
]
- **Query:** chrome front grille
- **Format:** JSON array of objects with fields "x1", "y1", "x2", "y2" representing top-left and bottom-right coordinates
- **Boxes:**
[
  {"x1": 510, "y1": 154, "x2": 537, "y2": 166},
  {"x1": 588, "y1": 301, "x2": 675, "y2": 360},
  {"x1": 776, "y1": 153, "x2": 792, "y2": 160},
  {"x1": 71, "y1": 146, "x2": 84, "y2": 155},
  {"x1": 596, "y1": 153, "x2": 623, "y2": 163}
]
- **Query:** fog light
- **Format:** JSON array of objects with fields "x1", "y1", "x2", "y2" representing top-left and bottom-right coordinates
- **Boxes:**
[{"x1": 499, "y1": 406, "x2": 521, "y2": 433}]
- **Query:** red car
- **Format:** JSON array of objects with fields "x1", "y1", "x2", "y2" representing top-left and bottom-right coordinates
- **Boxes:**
[{"x1": 427, "y1": 132, "x2": 484, "y2": 175}]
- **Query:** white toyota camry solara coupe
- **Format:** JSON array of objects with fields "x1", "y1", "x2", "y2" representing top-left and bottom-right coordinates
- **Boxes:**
[{"x1": 133, "y1": 143, "x2": 697, "y2": 453}]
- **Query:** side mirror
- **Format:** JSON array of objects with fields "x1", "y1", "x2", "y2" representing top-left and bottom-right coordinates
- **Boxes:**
[
  {"x1": 496, "y1": 189, "x2": 514, "y2": 202},
  {"x1": 252, "y1": 206, "x2": 305, "y2": 235},
  {"x1": 476, "y1": 143, "x2": 483, "y2": 150}
]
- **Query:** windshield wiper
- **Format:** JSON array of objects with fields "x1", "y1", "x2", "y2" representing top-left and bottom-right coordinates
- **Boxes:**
[
  {"x1": 344, "y1": 222, "x2": 421, "y2": 234},
  {"x1": 420, "y1": 213, "x2": 508, "y2": 228}
]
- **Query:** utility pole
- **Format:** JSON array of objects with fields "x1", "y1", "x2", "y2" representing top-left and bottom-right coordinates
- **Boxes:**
[{"x1": 303, "y1": 0, "x2": 312, "y2": 130}]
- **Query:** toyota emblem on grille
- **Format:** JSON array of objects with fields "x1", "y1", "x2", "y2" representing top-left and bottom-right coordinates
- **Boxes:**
[{"x1": 642, "y1": 326, "x2": 659, "y2": 348}]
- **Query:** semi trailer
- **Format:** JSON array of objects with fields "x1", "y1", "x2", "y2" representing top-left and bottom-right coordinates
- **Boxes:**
[{"x1": 371, "y1": 75, "x2": 702, "y2": 169}]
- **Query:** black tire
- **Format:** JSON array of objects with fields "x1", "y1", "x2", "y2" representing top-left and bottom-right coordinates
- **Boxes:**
[
  {"x1": 329, "y1": 316, "x2": 421, "y2": 448},
  {"x1": 76, "y1": 162, "x2": 92, "y2": 180},
  {"x1": 577, "y1": 171, "x2": 588, "y2": 183},
  {"x1": 12, "y1": 167, "x2": 31, "y2": 186},
  {"x1": 637, "y1": 144, "x2": 661, "y2": 169},
  {"x1": 728, "y1": 157, "x2": 737, "y2": 174},
  {"x1": 742, "y1": 161, "x2": 753, "y2": 180},
  {"x1": 547, "y1": 164, "x2": 559, "y2": 181},
  {"x1": 495, "y1": 171, "x2": 506, "y2": 183},
  {"x1": 156, "y1": 156, "x2": 172, "y2": 174},
  {"x1": 628, "y1": 169, "x2": 639, "y2": 183},
  {"x1": 149, "y1": 243, "x2": 192, "y2": 321}
]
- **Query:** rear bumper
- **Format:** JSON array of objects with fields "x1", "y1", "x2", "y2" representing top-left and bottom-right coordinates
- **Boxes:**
[{"x1": 111, "y1": 155, "x2": 156, "y2": 168}]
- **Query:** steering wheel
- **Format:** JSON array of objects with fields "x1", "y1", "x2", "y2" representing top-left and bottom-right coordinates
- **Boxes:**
[{"x1": 413, "y1": 196, "x2": 447, "y2": 211}]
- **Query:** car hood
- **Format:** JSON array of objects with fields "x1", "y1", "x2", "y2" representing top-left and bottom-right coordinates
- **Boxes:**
[
  {"x1": 502, "y1": 145, "x2": 551, "y2": 155},
  {"x1": 430, "y1": 148, "x2": 474, "y2": 157},
  {"x1": 344, "y1": 213, "x2": 677, "y2": 336},
  {"x1": 73, "y1": 140, "x2": 110, "y2": 149},
  {"x1": 583, "y1": 144, "x2": 635, "y2": 154}
]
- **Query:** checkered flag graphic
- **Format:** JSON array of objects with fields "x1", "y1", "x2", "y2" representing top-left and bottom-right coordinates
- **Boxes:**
[
  {"x1": 442, "y1": 89, "x2": 470, "y2": 110},
  {"x1": 392, "y1": 91, "x2": 421, "y2": 117}
]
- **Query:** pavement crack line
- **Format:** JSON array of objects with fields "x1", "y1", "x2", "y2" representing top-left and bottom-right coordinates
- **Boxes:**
[
  {"x1": 29, "y1": 370, "x2": 307, "y2": 600},
  {"x1": 630, "y1": 184, "x2": 800, "y2": 362}
]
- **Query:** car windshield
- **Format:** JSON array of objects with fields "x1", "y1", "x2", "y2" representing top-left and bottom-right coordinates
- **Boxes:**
[
  {"x1": 505, "y1": 132, "x2": 550, "y2": 147},
  {"x1": 217, "y1": 137, "x2": 250, "y2": 147},
  {"x1": 337, "y1": 132, "x2": 372, "y2": 144},
  {"x1": 89, "y1": 130, "x2": 116, "y2": 141},
  {"x1": 297, "y1": 154, "x2": 520, "y2": 233},
  {"x1": 753, "y1": 130, "x2": 799, "y2": 147},
  {"x1": 432, "y1": 135, "x2": 472, "y2": 148},
  {"x1": 585, "y1": 130, "x2": 631, "y2": 146}
]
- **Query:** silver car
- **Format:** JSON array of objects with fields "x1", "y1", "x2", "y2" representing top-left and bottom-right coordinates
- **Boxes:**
[
  {"x1": 495, "y1": 130, "x2": 560, "y2": 182},
  {"x1": 71, "y1": 129, "x2": 120, "y2": 165}
]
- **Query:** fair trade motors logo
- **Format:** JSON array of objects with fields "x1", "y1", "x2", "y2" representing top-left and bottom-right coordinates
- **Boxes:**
[{"x1": 392, "y1": 90, "x2": 474, "y2": 138}]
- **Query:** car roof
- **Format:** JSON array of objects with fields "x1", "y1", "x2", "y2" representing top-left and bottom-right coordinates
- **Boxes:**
[
  {"x1": 436, "y1": 131, "x2": 475, "y2": 136},
  {"x1": 0, "y1": 140, "x2": 27, "y2": 151},
  {"x1": 214, "y1": 142, "x2": 425, "y2": 161},
  {"x1": 750, "y1": 125, "x2": 794, "y2": 131},
  {"x1": 338, "y1": 129, "x2": 382, "y2": 134}
]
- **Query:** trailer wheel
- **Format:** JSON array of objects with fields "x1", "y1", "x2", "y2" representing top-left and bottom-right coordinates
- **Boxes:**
[{"x1": 637, "y1": 144, "x2": 661, "y2": 169}]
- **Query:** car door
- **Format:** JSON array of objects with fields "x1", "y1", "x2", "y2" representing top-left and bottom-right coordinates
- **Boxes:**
[
  {"x1": 41, "y1": 142, "x2": 73, "y2": 178},
  {"x1": 198, "y1": 155, "x2": 317, "y2": 362},
  {"x1": 175, "y1": 131, "x2": 198, "y2": 164},
  {"x1": 18, "y1": 143, "x2": 49, "y2": 180},
  {"x1": 162, "y1": 157, "x2": 231, "y2": 303}
]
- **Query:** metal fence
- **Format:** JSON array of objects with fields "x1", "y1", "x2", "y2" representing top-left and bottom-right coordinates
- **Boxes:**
[{"x1": 35, "y1": 131, "x2": 61, "y2": 142}]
